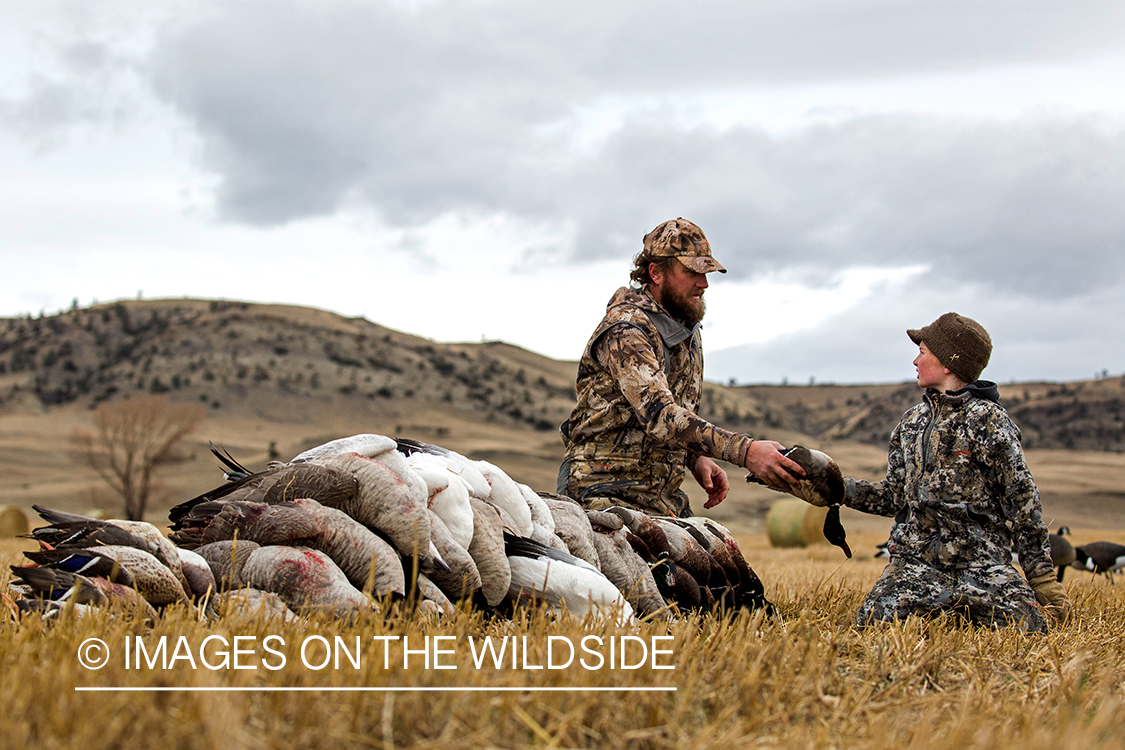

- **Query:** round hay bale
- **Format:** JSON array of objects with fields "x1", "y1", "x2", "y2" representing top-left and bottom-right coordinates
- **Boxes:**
[
  {"x1": 766, "y1": 499, "x2": 829, "y2": 548},
  {"x1": 0, "y1": 505, "x2": 30, "y2": 538}
]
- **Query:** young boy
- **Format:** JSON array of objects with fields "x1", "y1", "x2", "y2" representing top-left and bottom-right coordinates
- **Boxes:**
[{"x1": 841, "y1": 313, "x2": 1070, "y2": 631}]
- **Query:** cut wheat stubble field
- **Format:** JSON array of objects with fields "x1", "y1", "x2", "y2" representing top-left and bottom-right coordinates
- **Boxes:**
[
  {"x1": 4, "y1": 301, "x2": 1125, "y2": 748},
  {"x1": 2, "y1": 529, "x2": 1125, "y2": 750}
]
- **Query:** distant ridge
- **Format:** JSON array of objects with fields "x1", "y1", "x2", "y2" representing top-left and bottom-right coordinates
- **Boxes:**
[{"x1": 2, "y1": 298, "x2": 1123, "y2": 452}]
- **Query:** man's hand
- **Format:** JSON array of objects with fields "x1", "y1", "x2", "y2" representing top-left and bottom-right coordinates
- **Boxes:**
[
  {"x1": 744, "y1": 440, "x2": 805, "y2": 491},
  {"x1": 693, "y1": 456, "x2": 730, "y2": 509}
]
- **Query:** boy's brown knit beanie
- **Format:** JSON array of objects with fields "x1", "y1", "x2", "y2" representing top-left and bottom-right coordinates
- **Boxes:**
[{"x1": 908, "y1": 312, "x2": 992, "y2": 383}]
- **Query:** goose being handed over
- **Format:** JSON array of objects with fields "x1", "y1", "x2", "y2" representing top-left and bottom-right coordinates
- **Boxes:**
[{"x1": 746, "y1": 446, "x2": 850, "y2": 558}]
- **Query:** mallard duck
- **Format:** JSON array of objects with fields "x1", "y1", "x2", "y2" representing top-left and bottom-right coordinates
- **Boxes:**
[
  {"x1": 24, "y1": 545, "x2": 191, "y2": 607},
  {"x1": 29, "y1": 505, "x2": 190, "y2": 594},
  {"x1": 9, "y1": 565, "x2": 157, "y2": 622}
]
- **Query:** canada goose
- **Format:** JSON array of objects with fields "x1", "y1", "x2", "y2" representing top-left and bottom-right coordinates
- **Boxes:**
[
  {"x1": 746, "y1": 445, "x2": 845, "y2": 507},
  {"x1": 1071, "y1": 541, "x2": 1125, "y2": 581},
  {"x1": 587, "y1": 524, "x2": 668, "y2": 620},
  {"x1": 651, "y1": 518, "x2": 726, "y2": 609},
  {"x1": 1048, "y1": 527, "x2": 1076, "y2": 582}
]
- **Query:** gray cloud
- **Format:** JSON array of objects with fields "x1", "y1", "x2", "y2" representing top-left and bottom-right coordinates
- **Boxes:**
[
  {"x1": 134, "y1": 1, "x2": 1125, "y2": 304},
  {"x1": 6, "y1": 1, "x2": 1125, "y2": 381}
]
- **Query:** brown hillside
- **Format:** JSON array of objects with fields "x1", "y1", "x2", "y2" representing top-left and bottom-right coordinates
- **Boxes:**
[{"x1": 1, "y1": 299, "x2": 1123, "y2": 534}]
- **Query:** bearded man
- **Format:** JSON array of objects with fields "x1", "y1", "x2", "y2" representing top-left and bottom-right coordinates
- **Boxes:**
[{"x1": 557, "y1": 218, "x2": 803, "y2": 517}]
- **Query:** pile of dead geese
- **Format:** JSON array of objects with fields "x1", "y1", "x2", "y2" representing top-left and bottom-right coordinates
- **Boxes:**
[{"x1": 5, "y1": 435, "x2": 769, "y2": 624}]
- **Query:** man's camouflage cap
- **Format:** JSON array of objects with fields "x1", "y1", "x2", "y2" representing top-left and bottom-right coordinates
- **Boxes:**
[
  {"x1": 643, "y1": 218, "x2": 726, "y2": 274},
  {"x1": 908, "y1": 312, "x2": 992, "y2": 383}
]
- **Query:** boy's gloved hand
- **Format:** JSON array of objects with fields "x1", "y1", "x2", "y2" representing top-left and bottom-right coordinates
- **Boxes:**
[{"x1": 1028, "y1": 572, "x2": 1072, "y2": 624}]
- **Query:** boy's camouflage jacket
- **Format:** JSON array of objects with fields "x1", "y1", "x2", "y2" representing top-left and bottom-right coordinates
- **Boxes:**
[
  {"x1": 845, "y1": 382, "x2": 1053, "y2": 579},
  {"x1": 559, "y1": 286, "x2": 753, "y2": 517}
]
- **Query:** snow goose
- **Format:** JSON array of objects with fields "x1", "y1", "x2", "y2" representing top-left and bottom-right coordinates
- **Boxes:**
[
  {"x1": 539, "y1": 493, "x2": 601, "y2": 569},
  {"x1": 466, "y1": 498, "x2": 511, "y2": 608},
  {"x1": 424, "y1": 509, "x2": 482, "y2": 602},
  {"x1": 404, "y1": 451, "x2": 475, "y2": 550},
  {"x1": 201, "y1": 542, "x2": 373, "y2": 618},
  {"x1": 171, "y1": 498, "x2": 406, "y2": 598},
  {"x1": 504, "y1": 533, "x2": 634, "y2": 626}
]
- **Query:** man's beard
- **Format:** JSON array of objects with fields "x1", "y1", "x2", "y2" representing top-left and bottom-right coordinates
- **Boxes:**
[{"x1": 662, "y1": 288, "x2": 706, "y2": 327}]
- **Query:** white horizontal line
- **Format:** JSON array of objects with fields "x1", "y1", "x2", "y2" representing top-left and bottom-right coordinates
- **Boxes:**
[{"x1": 75, "y1": 686, "x2": 676, "y2": 693}]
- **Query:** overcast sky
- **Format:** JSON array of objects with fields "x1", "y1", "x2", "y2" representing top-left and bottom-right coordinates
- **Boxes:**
[{"x1": 4, "y1": 0, "x2": 1124, "y2": 385}]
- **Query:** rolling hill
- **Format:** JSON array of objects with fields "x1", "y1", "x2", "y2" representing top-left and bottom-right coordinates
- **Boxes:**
[{"x1": 2, "y1": 298, "x2": 1123, "y2": 533}]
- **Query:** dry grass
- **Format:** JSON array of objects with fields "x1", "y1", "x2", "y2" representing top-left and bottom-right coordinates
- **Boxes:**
[{"x1": 3, "y1": 531, "x2": 1125, "y2": 750}]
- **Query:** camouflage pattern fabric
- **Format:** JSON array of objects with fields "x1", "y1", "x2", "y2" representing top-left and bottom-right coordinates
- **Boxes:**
[
  {"x1": 845, "y1": 382, "x2": 1054, "y2": 629},
  {"x1": 559, "y1": 286, "x2": 753, "y2": 517},
  {"x1": 858, "y1": 556, "x2": 1046, "y2": 633}
]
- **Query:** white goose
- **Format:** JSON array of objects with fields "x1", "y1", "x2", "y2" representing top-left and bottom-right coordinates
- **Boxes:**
[{"x1": 505, "y1": 533, "x2": 634, "y2": 626}]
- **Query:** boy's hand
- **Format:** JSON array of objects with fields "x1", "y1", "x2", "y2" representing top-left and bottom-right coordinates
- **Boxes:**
[{"x1": 1028, "y1": 572, "x2": 1072, "y2": 625}]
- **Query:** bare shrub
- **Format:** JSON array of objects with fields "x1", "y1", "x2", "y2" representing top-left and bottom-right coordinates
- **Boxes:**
[{"x1": 71, "y1": 395, "x2": 204, "y2": 520}]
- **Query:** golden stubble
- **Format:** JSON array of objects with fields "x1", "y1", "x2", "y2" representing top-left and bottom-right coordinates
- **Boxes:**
[{"x1": 2, "y1": 531, "x2": 1124, "y2": 750}]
